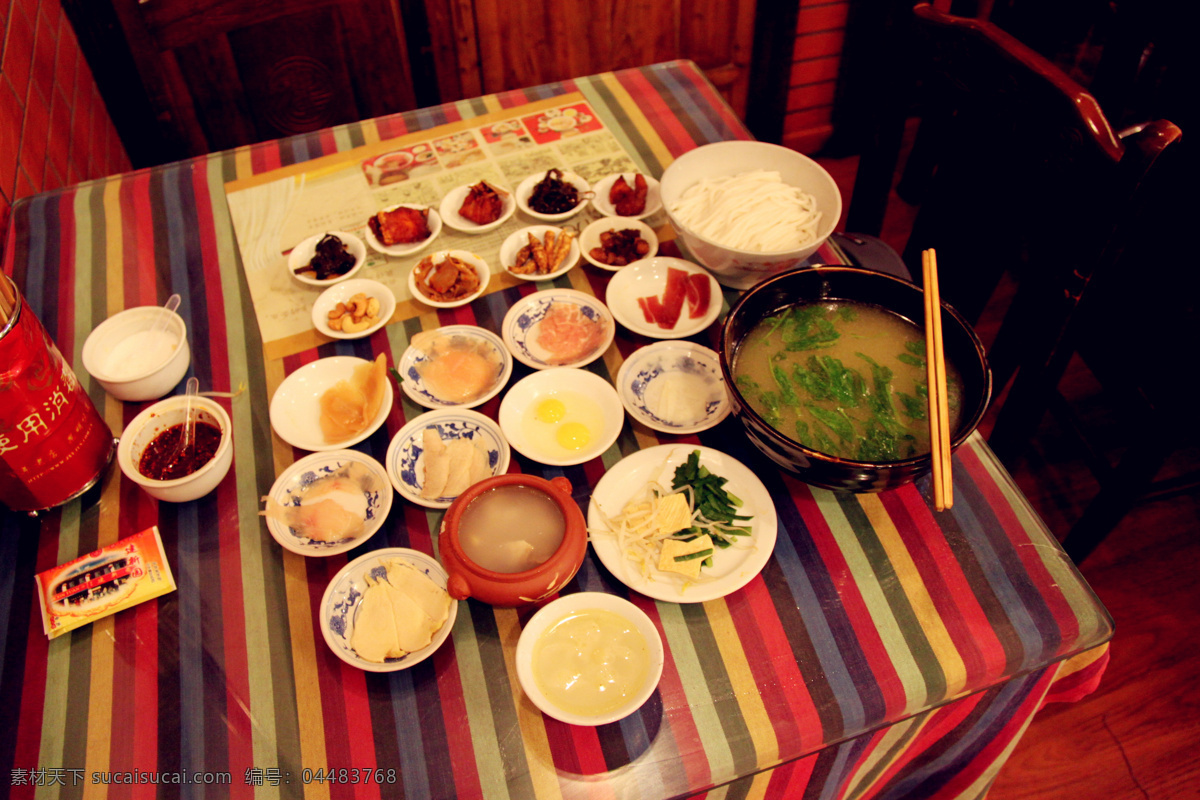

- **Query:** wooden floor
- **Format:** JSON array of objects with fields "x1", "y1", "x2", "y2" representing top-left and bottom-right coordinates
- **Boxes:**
[{"x1": 816, "y1": 150, "x2": 1200, "y2": 800}]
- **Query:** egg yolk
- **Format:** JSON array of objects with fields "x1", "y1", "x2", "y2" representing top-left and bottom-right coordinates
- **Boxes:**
[
  {"x1": 536, "y1": 398, "x2": 566, "y2": 423},
  {"x1": 556, "y1": 422, "x2": 591, "y2": 450}
]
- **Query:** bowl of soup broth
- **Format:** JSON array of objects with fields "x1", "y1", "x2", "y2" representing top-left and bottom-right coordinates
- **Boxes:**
[
  {"x1": 719, "y1": 266, "x2": 991, "y2": 492},
  {"x1": 437, "y1": 473, "x2": 589, "y2": 607}
]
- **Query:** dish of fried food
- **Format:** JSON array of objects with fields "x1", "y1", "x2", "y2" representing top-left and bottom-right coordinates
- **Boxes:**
[
  {"x1": 511, "y1": 229, "x2": 576, "y2": 275},
  {"x1": 413, "y1": 253, "x2": 482, "y2": 303},
  {"x1": 458, "y1": 181, "x2": 506, "y2": 225},
  {"x1": 590, "y1": 228, "x2": 651, "y2": 267},
  {"x1": 610, "y1": 174, "x2": 649, "y2": 217},
  {"x1": 369, "y1": 206, "x2": 431, "y2": 246}
]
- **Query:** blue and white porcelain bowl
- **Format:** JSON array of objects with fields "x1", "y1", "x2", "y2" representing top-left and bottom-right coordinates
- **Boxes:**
[
  {"x1": 264, "y1": 450, "x2": 393, "y2": 557},
  {"x1": 385, "y1": 408, "x2": 510, "y2": 509},
  {"x1": 615, "y1": 341, "x2": 730, "y2": 434},
  {"x1": 396, "y1": 325, "x2": 512, "y2": 410},
  {"x1": 320, "y1": 548, "x2": 457, "y2": 672},
  {"x1": 500, "y1": 288, "x2": 614, "y2": 370}
]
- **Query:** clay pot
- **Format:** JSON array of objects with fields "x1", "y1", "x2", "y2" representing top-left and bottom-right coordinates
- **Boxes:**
[{"x1": 438, "y1": 473, "x2": 588, "y2": 607}]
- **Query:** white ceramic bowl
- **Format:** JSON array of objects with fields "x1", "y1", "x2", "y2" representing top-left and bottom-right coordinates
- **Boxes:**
[
  {"x1": 659, "y1": 140, "x2": 841, "y2": 289},
  {"x1": 364, "y1": 204, "x2": 442, "y2": 257},
  {"x1": 590, "y1": 173, "x2": 663, "y2": 220},
  {"x1": 83, "y1": 305, "x2": 191, "y2": 401},
  {"x1": 615, "y1": 341, "x2": 730, "y2": 434},
  {"x1": 515, "y1": 592, "x2": 664, "y2": 726},
  {"x1": 117, "y1": 395, "x2": 233, "y2": 503},
  {"x1": 311, "y1": 278, "x2": 396, "y2": 340},
  {"x1": 264, "y1": 450, "x2": 393, "y2": 556},
  {"x1": 269, "y1": 356, "x2": 393, "y2": 452},
  {"x1": 499, "y1": 225, "x2": 581, "y2": 282},
  {"x1": 385, "y1": 408, "x2": 511, "y2": 509},
  {"x1": 439, "y1": 182, "x2": 517, "y2": 234},
  {"x1": 287, "y1": 231, "x2": 368, "y2": 286},
  {"x1": 500, "y1": 289, "x2": 615, "y2": 370},
  {"x1": 396, "y1": 325, "x2": 512, "y2": 410},
  {"x1": 320, "y1": 548, "x2": 458, "y2": 672},
  {"x1": 579, "y1": 217, "x2": 658, "y2": 271},
  {"x1": 605, "y1": 257, "x2": 722, "y2": 339},
  {"x1": 408, "y1": 250, "x2": 490, "y2": 308},
  {"x1": 498, "y1": 368, "x2": 624, "y2": 466},
  {"x1": 515, "y1": 170, "x2": 591, "y2": 222}
]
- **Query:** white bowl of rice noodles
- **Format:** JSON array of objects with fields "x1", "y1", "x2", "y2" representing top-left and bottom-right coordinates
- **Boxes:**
[{"x1": 660, "y1": 140, "x2": 841, "y2": 290}]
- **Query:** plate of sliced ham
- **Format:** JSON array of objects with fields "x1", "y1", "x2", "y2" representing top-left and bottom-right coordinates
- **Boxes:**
[
  {"x1": 501, "y1": 289, "x2": 615, "y2": 369},
  {"x1": 605, "y1": 257, "x2": 722, "y2": 339}
]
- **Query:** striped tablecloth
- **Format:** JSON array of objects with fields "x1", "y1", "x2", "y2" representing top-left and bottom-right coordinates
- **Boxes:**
[{"x1": 0, "y1": 61, "x2": 1111, "y2": 799}]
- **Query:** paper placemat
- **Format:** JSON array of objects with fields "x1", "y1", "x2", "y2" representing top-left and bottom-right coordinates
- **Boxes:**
[{"x1": 226, "y1": 93, "x2": 668, "y2": 359}]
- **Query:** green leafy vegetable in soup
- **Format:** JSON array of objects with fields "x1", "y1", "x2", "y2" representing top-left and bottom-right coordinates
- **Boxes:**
[{"x1": 733, "y1": 301, "x2": 963, "y2": 460}]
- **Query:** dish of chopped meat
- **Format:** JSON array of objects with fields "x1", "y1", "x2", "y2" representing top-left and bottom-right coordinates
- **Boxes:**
[{"x1": 370, "y1": 206, "x2": 431, "y2": 246}]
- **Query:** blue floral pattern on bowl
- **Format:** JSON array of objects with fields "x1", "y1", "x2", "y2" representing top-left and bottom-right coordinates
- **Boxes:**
[
  {"x1": 320, "y1": 548, "x2": 457, "y2": 673},
  {"x1": 501, "y1": 289, "x2": 614, "y2": 370},
  {"x1": 264, "y1": 450, "x2": 393, "y2": 558},
  {"x1": 385, "y1": 408, "x2": 511, "y2": 509},
  {"x1": 396, "y1": 325, "x2": 512, "y2": 410},
  {"x1": 616, "y1": 341, "x2": 731, "y2": 434}
]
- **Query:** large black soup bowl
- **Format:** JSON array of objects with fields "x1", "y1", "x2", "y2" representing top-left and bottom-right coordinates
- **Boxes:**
[{"x1": 719, "y1": 266, "x2": 992, "y2": 493}]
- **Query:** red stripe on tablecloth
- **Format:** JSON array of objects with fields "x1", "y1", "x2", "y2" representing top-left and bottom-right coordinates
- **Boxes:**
[
  {"x1": 53, "y1": 195, "x2": 76, "y2": 353},
  {"x1": 12, "y1": 521, "x2": 58, "y2": 799},
  {"x1": 891, "y1": 486, "x2": 1009, "y2": 684},
  {"x1": 735, "y1": 576, "x2": 825, "y2": 751},
  {"x1": 883, "y1": 488, "x2": 998, "y2": 686},
  {"x1": 1041, "y1": 649, "x2": 1109, "y2": 707},
  {"x1": 251, "y1": 144, "x2": 282, "y2": 175},
  {"x1": 612, "y1": 70, "x2": 695, "y2": 157},
  {"x1": 958, "y1": 447, "x2": 1082, "y2": 654},
  {"x1": 305, "y1": 556, "x2": 366, "y2": 798},
  {"x1": 868, "y1": 693, "x2": 985, "y2": 791},
  {"x1": 432, "y1": 640, "x2": 483, "y2": 800},
  {"x1": 497, "y1": 88, "x2": 534, "y2": 108},
  {"x1": 123, "y1": 172, "x2": 159, "y2": 307},
  {"x1": 374, "y1": 112, "x2": 409, "y2": 140},
  {"x1": 130, "y1": 593, "x2": 161, "y2": 800},
  {"x1": 928, "y1": 669, "x2": 1058, "y2": 800},
  {"x1": 631, "y1": 595, "x2": 713, "y2": 790},
  {"x1": 800, "y1": 485, "x2": 909, "y2": 721}
]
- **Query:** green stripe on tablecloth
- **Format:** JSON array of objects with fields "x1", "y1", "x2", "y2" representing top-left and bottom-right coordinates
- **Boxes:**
[
  {"x1": 206, "y1": 153, "x2": 287, "y2": 790},
  {"x1": 680, "y1": 602, "x2": 759, "y2": 780},
  {"x1": 657, "y1": 601, "x2": 734, "y2": 785},
  {"x1": 836, "y1": 493, "x2": 947, "y2": 706},
  {"x1": 575, "y1": 76, "x2": 665, "y2": 177},
  {"x1": 820, "y1": 495, "x2": 928, "y2": 712},
  {"x1": 443, "y1": 607, "x2": 510, "y2": 800}
]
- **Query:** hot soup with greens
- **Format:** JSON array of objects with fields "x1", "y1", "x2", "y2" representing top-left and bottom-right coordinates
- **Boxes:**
[{"x1": 732, "y1": 300, "x2": 962, "y2": 461}]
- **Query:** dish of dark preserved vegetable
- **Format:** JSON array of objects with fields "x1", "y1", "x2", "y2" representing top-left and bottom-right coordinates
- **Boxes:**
[
  {"x1": 138, "y1": 420, "x2": 223, "y2": 480},
  {"x1": 528, "y1": 169, "x2": 581, "y2": 214},
  {"x1": 733, "y1": 301, "x2": 963, "y2": 461},
  {"x1": 297, "y1": 234, "x2": 357, "y2": 281}
]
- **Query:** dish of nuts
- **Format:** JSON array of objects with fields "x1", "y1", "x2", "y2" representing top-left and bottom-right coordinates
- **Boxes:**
[{"x1": 328, "y1": 293, "x2": 382, "y2": 333}]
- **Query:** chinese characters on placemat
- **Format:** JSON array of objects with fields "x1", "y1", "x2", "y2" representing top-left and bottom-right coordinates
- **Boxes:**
[{"x1": 226, "y1": 96, "x2": 656, "y2": 355}]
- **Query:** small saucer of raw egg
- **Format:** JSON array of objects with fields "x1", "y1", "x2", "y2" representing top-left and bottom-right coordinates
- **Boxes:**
[{"x1": 498, "y1": 368, "x2": 624, "y2": 466}]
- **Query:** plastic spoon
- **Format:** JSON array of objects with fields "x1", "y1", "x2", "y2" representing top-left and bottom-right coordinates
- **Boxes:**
[
  {"x1": 149, "y1": 293, "x2": 181, "y2": 336},
  {"x1": 170, "y1": 377, "x2": 200, "y2": 470}
]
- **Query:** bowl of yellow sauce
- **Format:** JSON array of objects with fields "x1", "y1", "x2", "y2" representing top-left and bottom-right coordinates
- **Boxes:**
[{"x1": 515, "y1": 592, "x2": 664, "y2": 726}]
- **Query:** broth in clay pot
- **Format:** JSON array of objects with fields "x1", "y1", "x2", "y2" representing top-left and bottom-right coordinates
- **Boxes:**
[{"x1": 438, "y1": 473, "x2": 588, "y2": 607}]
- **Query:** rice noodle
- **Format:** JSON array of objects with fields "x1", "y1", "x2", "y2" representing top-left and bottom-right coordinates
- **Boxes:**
[{"x1": 669, "y1": 169, "x2": 822, "y2": 252}]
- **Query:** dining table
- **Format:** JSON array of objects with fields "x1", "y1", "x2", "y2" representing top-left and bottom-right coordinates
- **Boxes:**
[{"x1": 0, "y1": 60, "x2": 1113, "y2": 799}]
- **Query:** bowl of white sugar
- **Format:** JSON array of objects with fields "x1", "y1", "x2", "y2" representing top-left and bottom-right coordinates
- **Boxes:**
[
  {"x1": 82, "y1": 305, "x2": 191, "y2": 401},
  {"x1": 660, "y1": 140, "x2": 842, "y2": 290}
]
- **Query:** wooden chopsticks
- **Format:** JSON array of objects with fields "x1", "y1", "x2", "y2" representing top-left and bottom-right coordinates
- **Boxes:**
[
  {"x1": 922, "y1": 249, "x2": 953, "y2": 511},
  {"x1": 0, "y1": 273, "x2": 17, "y2": 327}
]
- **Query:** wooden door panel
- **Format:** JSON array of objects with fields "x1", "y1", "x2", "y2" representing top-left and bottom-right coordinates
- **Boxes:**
[{"x1": 432, "y1": 0, "x2": 756, "y2": 118}]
